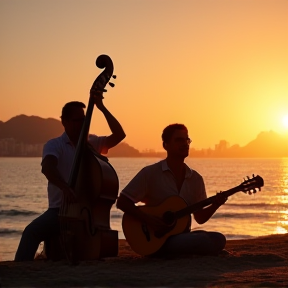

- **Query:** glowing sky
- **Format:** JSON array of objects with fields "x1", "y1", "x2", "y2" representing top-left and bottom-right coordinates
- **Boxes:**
[{"x1": 1, "y1": 0, "x2": 287, "y2": 151}]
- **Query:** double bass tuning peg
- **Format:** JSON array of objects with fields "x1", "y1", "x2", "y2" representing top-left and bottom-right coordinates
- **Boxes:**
[
  {"x1": 108, "y1": 75, "x2": 116, "y2": 87},
  {"x1": 109, "y1": 82, "x2": 115, "y2": 88}
]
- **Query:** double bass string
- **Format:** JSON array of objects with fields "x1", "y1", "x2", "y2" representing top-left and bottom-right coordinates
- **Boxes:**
[
  {"x1": 58, "y1": 55, "x2": 116, "y2": 263},
  {"x1": 59, "y1": 194, "x2": 75, "y2": 263}
]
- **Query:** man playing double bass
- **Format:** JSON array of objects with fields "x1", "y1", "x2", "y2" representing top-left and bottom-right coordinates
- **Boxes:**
[{"x1": 15, "y1": 90, "x2": 125, "y2": 261}]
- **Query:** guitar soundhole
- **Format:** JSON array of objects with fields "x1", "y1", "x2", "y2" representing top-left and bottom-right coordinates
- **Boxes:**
[
  {"x1": 162, "y1": 211, "x2": 175, "y2": 225},
  {"x1": 141, "y1": 224, "x2": 151, "y2": 242}
]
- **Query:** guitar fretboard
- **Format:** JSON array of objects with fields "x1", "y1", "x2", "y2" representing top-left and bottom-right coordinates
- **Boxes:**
[{"x1": 174, "y1": 185, "x2": 251, "y2": 219}]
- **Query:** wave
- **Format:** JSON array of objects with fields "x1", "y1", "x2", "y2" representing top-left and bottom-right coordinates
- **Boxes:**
[
  {"x1": 190, "y1": 228, "x2": 254, "y2": 240},
  {"x1": 225, "y1": 202, "x2": 287, "y2": 209},
  {"x1": 0, "y1": 228, "x2": 22, "y2": 235},
  {"x1": 111, "y1": 212, "x2": 123, "y2": 219},
  {"x1": 111, "y1": 211, "x2": 267, "y2": 220},
  {"x1": 224, "y1": 234, "x2": 254, "y2": 240},
  {"x1": 211, "y1": 212, "x2": 265, "y2": 219},
  {"x1": 3, "y1": 194, "x2": 24, "y2": 198},
  {"x1": 0, "y1": 209, "x2": 39, "y2": 217}
]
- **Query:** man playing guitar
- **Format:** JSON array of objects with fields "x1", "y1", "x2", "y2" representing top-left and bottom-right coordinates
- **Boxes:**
[{"x1": 116, "y1": 123, "x2": 227, "y2": 256}]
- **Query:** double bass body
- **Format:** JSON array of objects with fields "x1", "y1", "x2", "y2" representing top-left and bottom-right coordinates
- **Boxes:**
[{"x1": 62, "y1": 147, "x2": 119, "y2": 260}]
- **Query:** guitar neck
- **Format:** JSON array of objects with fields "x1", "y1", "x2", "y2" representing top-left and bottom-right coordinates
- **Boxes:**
[{"x1": 175, "y1": 186, "x2": 241, "y2": 219}]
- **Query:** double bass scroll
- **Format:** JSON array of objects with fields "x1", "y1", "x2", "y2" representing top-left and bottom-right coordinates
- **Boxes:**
[{"x1": 57, "y1": 55, "x2": 119, "y2": 263}]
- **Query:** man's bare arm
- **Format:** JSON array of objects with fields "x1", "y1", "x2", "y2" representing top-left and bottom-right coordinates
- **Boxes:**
[{"x1": 41, "y1": 155, "x2": 75, "y2": 200}]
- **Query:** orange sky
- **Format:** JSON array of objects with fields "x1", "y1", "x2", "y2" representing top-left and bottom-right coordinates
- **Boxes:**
[{"x1": 1, "y1": 0, "x2": 287, "y2": 151}]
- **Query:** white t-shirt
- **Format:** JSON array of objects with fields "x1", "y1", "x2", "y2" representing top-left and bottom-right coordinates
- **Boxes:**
[
  {"x1": 42, "y1": 132, "x2": 107, "y2": 208},
  {"x1": 121, "y1": 160, "x2": 207, "y2": 207}
]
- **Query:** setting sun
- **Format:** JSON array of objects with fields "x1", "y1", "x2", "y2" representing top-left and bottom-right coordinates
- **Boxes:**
[{"x1": 282, "y1": 115, "x2": 288, "y2": 128}]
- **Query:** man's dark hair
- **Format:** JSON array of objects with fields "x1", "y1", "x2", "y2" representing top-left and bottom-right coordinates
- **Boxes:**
[
  {"x1": 60, "y1": 101, "x2": 86, "y2": 120},
  {"x1": 161, "y1": 123, "x2": 188, "y2": 144}
]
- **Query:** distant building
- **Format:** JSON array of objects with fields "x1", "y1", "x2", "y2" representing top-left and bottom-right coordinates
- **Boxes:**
[{"x1": 0, "y1": 138, "x2": 44, "y2": 156}]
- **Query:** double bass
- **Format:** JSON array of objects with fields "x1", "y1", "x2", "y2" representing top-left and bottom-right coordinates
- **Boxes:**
[{"x1": 47, "y1": 55, "x2": 119, "y2": 263}]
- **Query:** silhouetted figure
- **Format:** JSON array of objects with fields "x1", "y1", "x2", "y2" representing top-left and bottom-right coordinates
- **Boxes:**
[
  {"x1": 117, "y1": 124, "x2": 226, "y2": 257},
  {"x1": 15, "y1": 91, "x2": 125, "y2": 261}
]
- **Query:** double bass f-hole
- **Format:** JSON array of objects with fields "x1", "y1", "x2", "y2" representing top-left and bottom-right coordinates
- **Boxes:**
[{"x1": 80, "y1": 207, "x2": 97, "y2": 236}]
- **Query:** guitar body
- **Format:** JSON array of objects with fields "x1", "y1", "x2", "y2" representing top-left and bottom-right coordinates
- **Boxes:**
[
  {"x1": 122, "y1": 174, "x2": 264, "y2": 257},
  {"x1": 122, "y1": 195, "x2": 191, "y2": 256}
]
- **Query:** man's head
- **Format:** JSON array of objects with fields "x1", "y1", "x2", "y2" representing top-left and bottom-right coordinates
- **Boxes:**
[
  {"x1": 61, "y1": 101, "x2": 86, "y2": 143},
  {"x1": 162, "y1": 124, "x2": 191, "y2": 159}
]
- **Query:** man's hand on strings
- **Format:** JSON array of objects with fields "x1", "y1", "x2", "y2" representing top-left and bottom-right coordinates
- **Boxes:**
[
  {"x1": 213, "y1": 192, "x2": 228, "y2": 207},
  {"x1": 62, "y1": 186, "x2": 77, "y2": 203},
  {"x1": 141, "y1": 214, "x2": 173, "y2": 237}
]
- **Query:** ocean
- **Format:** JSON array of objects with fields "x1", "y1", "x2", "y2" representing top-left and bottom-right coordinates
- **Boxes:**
[{"x1": 0, "y1": 157, "x2": 287, "y2": 261}]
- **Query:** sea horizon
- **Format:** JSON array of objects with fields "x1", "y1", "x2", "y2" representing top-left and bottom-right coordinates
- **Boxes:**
[{"x1": 1, "y1": 157, "x2": 288, "y2": 261}]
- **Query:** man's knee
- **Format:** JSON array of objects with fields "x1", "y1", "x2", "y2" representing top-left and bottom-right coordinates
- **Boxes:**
[
  {"x1": 210, "y1": 232, "x2": 226, "y2": 252},
  {"x1": 22, "y1": 222, "x2": 36, "y2": 237},
  {"x1": 217, "y1": 232, "x2": 226, "y2": 249}
]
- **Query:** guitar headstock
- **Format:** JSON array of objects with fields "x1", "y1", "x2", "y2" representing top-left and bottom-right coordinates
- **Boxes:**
[{"x1": 240, "y1": 174, "x2": 264, "y2": 194}]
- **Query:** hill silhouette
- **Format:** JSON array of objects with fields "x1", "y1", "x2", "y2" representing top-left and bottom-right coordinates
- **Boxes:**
[
  {"x1": 240, "y1": 130, "x2": 288, "y2": 157},
  {"x1": 0, "y1": 115, "x2": 63, "y2": 144},
  {"x1": 0, "y1": 115, "x2": 288, "y2": 157},
  {"x1": 188, "y1": 131, "x2": 288, "y2": 158},
  {"x1": 107, "y1": 142, "x2": 141, "y2": 157},
  {"x1": 0, "y1": 115, "x2": 141, "y2": 157}
]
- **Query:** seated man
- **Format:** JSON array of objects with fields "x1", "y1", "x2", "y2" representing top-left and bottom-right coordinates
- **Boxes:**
[
  {"x1": 15, "y1": 91, "x2": 126, "y2": 261},
  {"x1": 116, "y1": 123, "x2": 226, "y2": 256}
]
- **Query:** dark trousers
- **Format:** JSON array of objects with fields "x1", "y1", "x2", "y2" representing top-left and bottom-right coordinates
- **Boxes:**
[
  {"x1": 14, "y1": 208, "x2": 59, "y2": 261},
  {"x1": 155, "y1": 230, "x2": 226, "y2": 256}
]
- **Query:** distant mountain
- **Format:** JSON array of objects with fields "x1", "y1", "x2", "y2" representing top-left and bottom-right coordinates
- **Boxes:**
[
  {"x1": 107, "y1": 142, "x2": 141, "y2": 157},
  {"x1": 240, "y1": 130, "x2": 288, "y2": 157},
  {"x1": 1, "y1": 115, "x2": 288, "y2": 157},
  {"x1": 0, "y1": 115, "x2": 141, "y2": 157},
  {"x1": 190, "y1": 130, "x2": 288, "y2": 158},
  {"x1": 0, "y1": 115, "x2": 63, "y2": 144}
]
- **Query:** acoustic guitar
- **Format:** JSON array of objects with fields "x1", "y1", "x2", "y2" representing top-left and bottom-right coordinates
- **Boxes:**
[{"x1": 122, "y1": 174, "x2": 264, "y2": 256}]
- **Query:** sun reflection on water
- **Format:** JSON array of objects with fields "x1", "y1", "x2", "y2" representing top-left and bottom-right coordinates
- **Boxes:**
[
  {"x1": 274, "y1": 225, "x2": 288, "y2": 235},
  {"x1": 273, "y1": 158, "x2": 288, "y2": 234}
]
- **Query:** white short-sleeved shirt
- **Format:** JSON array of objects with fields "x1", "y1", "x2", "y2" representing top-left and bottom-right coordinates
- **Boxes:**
[
  {"x1": 121, "y1": 160, "x2": 207, "y2": 207},
  {"x1": 42, "y1": 132, "x2": 107, "y2": 208}
]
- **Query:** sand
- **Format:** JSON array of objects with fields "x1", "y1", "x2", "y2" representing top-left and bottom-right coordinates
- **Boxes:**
[{"x1": 1, "y1": 234, "x2": 288, "y2": 287}]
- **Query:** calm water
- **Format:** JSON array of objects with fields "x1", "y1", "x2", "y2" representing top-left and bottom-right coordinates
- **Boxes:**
[{"x1": 0, "y1": 157, "x2": 288, "y2": 261}]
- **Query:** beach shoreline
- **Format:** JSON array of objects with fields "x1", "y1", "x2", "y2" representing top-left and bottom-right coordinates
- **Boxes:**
[{"x1": 1, "y1": 234, "x2": 288, "y2": 287}]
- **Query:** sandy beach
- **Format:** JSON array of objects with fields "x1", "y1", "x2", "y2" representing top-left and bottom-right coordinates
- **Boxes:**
[{"x1": 1, "y1": 234, "x2": 288, "y2": 287}]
